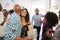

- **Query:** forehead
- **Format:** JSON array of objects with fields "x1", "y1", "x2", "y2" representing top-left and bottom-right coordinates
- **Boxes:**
[
  {"x1": 14, "y1": 4, "x2": 20, "y2": 8},
  {"x1": 35, "y1": 8, "x2": 39, "y2": 11},
  {"x1": 22, "y1": 9, "x2": 26, "y2": 11}
]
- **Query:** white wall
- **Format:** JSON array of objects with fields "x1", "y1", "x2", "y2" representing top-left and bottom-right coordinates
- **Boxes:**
[
  {"x1": 0, "y1": 0, "x2": 60, "y2": 21},
  {"x1": 0, "y1": 0, "x2": 50, "y2": 21},
  {"x1": 0, "y1": 0, "x2": 32, "y2": 12},
  {"x1": 0, "y1": 0, "x2": 32, "y2": 21}
]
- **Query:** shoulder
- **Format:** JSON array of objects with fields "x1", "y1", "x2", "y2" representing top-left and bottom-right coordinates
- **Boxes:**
[
  {"x1": 39, "y1": 14, "x2": 42, "y2": 16},
  {"x1": 11, "y1": 13, "x2": 20, "y2": 20},
  {"x1": 32, "y1": 15, "x2": 36, "y2": 18}
]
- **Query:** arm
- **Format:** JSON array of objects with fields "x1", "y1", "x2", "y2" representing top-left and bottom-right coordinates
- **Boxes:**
[
  {"x1": 45, "y1": 28, "x2": 53, "y2": 39},
  {"x1": 4, "y1": 19, "x2": 21, "y2": 40},
  {"x1": 31, "y1": 16, "x2": 34, "y2": 25}
]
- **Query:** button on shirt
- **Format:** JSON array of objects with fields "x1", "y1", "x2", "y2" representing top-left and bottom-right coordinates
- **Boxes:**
[
  {"x1": 4, "y1": 13, "x2": 22, "y2": 40},
  {"x1": 32, "y1": 14, "x2": 44, "y2": 27}
]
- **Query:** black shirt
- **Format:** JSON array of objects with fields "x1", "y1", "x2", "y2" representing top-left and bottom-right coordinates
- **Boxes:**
[{"x1": 21, "y1": 24, "x2": 29, "y2": 38}]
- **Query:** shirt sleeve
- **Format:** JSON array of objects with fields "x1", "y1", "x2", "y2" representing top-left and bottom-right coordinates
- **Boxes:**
[
  {"x1": 40, "y1": 14, "x2": 45, "y2": 17},
  {"x1": 4, "y1": 19, "x2": 21, "y2": 40},
  {"x1": 31, "y1": 16, "x2": 34, "y2": 25},
  {"x1": 0, "y1": 12, "x2": 4, "y2": 24}
]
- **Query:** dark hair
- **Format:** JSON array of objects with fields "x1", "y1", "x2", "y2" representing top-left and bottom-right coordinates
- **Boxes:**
[
  {"x1": 21, "y1": 8, "x2": 30, "y2": 23},
  {"x1": 9, "y1": 9, "x2": 14, "y2": 14},
  {"x1": 45, "y1": 12, "x2": 58, "y2": 26},
  {"x1": 0, "y1": 3, "x2": 2, "y2": 11},
  {"x1": 2, "y1": 9, "x2": 7, "y2": 11}
]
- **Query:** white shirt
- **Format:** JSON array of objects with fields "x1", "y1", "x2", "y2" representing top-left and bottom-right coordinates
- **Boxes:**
[
  {"x1": 0, "y1": 11, "x2": 4, "y2": 24},
  {"x1": 0, "y1": 22, "x2": 7, "y2": 37},
  {"x1": 0, "y1": 11, "x2": 8, "y2": 37}
]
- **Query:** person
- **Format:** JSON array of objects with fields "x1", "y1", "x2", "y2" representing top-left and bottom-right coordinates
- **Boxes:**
[
  {"x1": 32, "y1": 8, "x2": 44, "y2": 40},
  {"x1": 42, "y1": 12, "x2": 58, "y2": 40},
  {"x1": 2, "y1": 9, "x2": 7, "y2": 13},
  {"x1": 20, "y1": 8, "x2": 30, "y2": 38},
  {"x1": 4, "y1": 4, "x2": 33, "y2": 40},
  {"x1": 4, "y1": 4, "x2": 23, "y2": 40},
  {"x1": 0, "y1": 3, "x2": 9, "y2": 40}
]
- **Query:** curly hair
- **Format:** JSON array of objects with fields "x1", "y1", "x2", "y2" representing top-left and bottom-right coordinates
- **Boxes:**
[{"x1": 45, "y1": 12, "x2": 58, "y2": 26}]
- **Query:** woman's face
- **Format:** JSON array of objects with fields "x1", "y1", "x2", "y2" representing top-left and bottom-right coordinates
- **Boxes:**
[{"x1": 21, "y1": 9, "x2": 27, "y2": 17}]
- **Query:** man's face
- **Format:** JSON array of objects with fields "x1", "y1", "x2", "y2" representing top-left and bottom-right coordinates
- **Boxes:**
[
  {"x1": 35, "y1": 8, "x2": 39, "y2": 14},
  {"x1": 0, "y1": 4, "x2": 2, "y2": 11},
  {"x1": 14, "y1": 4, "x2": 21, "y2": 12}
]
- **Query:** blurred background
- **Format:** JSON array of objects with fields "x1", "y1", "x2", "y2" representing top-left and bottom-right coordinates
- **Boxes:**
[{"x1": 0, "y1": 0, "x2": 60, "y2": 22}]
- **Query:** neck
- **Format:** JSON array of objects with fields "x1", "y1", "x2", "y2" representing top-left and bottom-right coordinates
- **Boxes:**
[
  {"x1": 21, "y1": 17, "x2": 25, "y2": 20},
  {"x1": 16, "y1": 11, "x2": 21, "y2": 15}
]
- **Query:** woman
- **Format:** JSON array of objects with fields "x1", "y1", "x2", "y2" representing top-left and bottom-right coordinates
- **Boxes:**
[
  {"x1": 20, "y1": 8, "x2": 30, "y2": 38},
  {"x1": 42, "y1": 12, "x2": 58, "y2": 40}
]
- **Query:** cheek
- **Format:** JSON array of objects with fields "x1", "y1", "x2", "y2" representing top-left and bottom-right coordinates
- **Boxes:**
[
  {"x1": 21, "y1": 13, "x2": 25, "y2": 16},
  {"x1": 24, "y1": 13, "x2": 26, "y2": 16}
]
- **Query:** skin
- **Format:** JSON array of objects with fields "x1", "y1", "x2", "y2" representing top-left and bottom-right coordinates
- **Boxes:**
[
  {"x1": 13, "y1": 4, "x2": 21, "y2": 15},
  {"x1": 35, "y1": 8, "x2": 39, "y2": 15},
  {"x1": 21, "y1": 10, "x2": 27, "y2": 17},
  {"x1": 21, "y1": 9, "x2": 27, "y2": 26},
  {"x1": 21, "y1": 9, "x2": 30, "y2": 26}
]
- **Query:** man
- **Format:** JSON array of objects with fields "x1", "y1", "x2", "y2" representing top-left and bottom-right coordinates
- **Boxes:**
[
  {"x1": 4, "y1": 4, "x2": 21, "y2": 40},
  {"x1": 32, "y1": 8, "x2": 44, "y2": 40},
  {"x1": 0, "y1": 3, "x2": 5, "y2": 40},
  {"x1": 4, "y1": 4, "x2": 33, "y2": 40}
]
